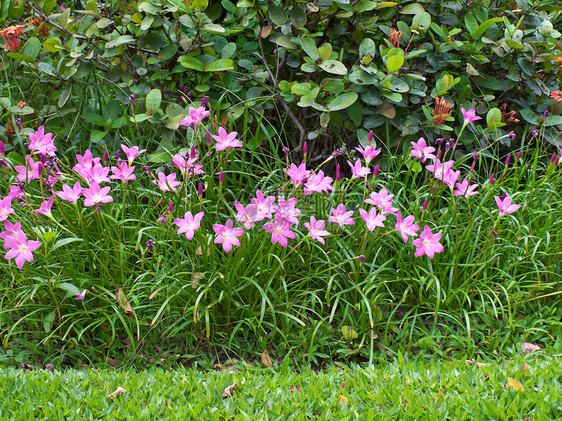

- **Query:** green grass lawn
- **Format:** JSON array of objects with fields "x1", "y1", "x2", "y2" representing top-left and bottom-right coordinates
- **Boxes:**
[{"x1": 1, "y1": 353, "x2": 560, "y2": 420}]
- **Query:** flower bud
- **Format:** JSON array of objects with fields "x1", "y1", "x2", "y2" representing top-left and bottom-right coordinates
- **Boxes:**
[
  {"x1": 422, "y1": 198, "x2": 428, "y2": 212},
  {"x1": 0, "y1": 142, "x2": 4, "y2": 156},
  {"x1": 282, "y1": 146, "x2": 289, "y2": 156},
  {"x1": 515, "y1": 150, "x2": 522, "y2": 162},
  {"x1": 219, "y1": 170, "x2": 224, "y2": 184},
  {"x1": 550, "y1": 153, "x2": 557, "y2": 164},
  {"x1": 200, "y1": 96, "x2": 209, "y2": 108},
  {"x1": 501, "y1": 191, "x2": 506, "y2": 200},
  {"x1": 373, "y1": 164, "x2": 379, "y2": 179},
  {"x1": 543, "y1": 110, "x2": 550, "y2": 118},
  {"x1": 336, "y1": 163, "x2": 341, "y2": 182},
  {"x1": 368, "y1": 130, "x2": 374, "y2": 144},
  {"x1": 473, "y1": 151, "x2": 479, "y2": 161},
  {"x1": 505, "y1": 153, "x2": 511, "y2": 167},
  {"x1": 489, "y1": 173, "x2": 494, "y2": 185},
  {"x1": 303, "y1": 142, "x2": 308, "y2": 160},
  {"x1": 168, "y1": 201, "x2": 173, "y2": 214},
  {"x1": 191, "y1": 145, "x2": 197, "y2": 158},
  {"x1": 357, "y1": 254, "x2": 365, "y2": 261},
  {"x1": 531, "y1": 129, "x2": 540, "y2": 139},
  {"x1": 103, "y1": 150, "x2": 109, "y2": 163},
  {"x1": 206, "y1": 131, "x2": 211, "y2": 145},
  {"x1": 198, "y1": 182, "x2": 203, "y2": 198}
]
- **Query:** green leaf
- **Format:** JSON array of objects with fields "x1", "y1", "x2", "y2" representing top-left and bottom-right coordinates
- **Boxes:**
[
  {"x1": 43, "y1": 37, "x2": 62, "y2": 52},
  {"x1": 465, "y1": 14, "x2": 478, "y2": 38},
  {"x1": 42, "y1": 0, "x2": 57, "y2": 14},
  {"x1": 22, "y1": 37, "x2": 41, "y2": 58},
  {"x1": 291, "y1": 83, "x2": 311, "y2": 95},
  {"x1": 37, "y1": 62, "x2": 56, "y2": 76},
  {"x1": 300, "y1": 38, "x2": 319, "y2": 60},
  {"x1": 58, "y1": 86, "x2": 72, "y2": 108},
  {"x1": 386, "y1": 55, "x2": 404, "y2": 72},
  {"x1": 400, "y1": 3, "x2": 424, "y2": 14},
  {"x1": 178, "y1": 55, "x2": 204, "y2": 71},
  {"x1": 166, "y1": 0, "x2": 190, "y2": 12},
  {"x1": 43, "y1": 311, "x2": 55, "y2": 333},
  {"x1": 473, "y1": 17, "x2": 503, "y2": 40},
  {"x1": 58, "y1": 282, "x2": 82, "y2": 299},
  {"x1": 387, "y1": 76, "x2": 409, "y2": 93},
  {"x1": 193, "y1": 0, "x2": 208, "y2": 11},
  {"x1": 411, "y1": 11, "x2": 431, "y2": 33},
  {"x1": 205, "y1": 59, "x2": 234, "y2": 72},
  {"x1": 105, "y1": 35, "x2": 135, "y2": 48},
  {"x1": 90, "y1": 130, "x2": 107, "y2": 143},
  {"x1": 146, "y1": 89, "x2": 162, "y2": 111},
  {"x1": 486, "y1": 108, "x2": 503, "y2": 129},
  {"x1": 201, "y1": 24, "x2": 225, "y2": 33},
  {"x1": 290, "y1": 6, "x2": 306, "y2": 28},
  {"x1": 519, "y1": 109, "x2": 538, "y2": 125},
  {"x1": 319, "y1": 59, "x2": 347, "y2": 75},
  {"x1": 327, "y1": 92, "x2": 358, "y2": 111},
  {"x1": 545, "y1": 115, "x2": 562, "y2": 127},
  {"x1": 268, "y1": 4, "x2": 287, "y2": 26},
  {"x1": 6, "y1": 52, "x2": 34, "y2": 62}
]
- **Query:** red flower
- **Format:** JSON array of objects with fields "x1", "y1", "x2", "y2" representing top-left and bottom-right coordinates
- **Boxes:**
[
  {"x1": 0, "y1": 25, "x2": 23, "y2": 51},
  {"x1": 432, "y1": 97, "x2": 453, "y2": 126}
]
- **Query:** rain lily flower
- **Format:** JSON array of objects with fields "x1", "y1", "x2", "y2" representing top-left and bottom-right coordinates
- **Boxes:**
[
  {"x1": 110, "y1": 161, "x2": 136, "y2": 182},
  {"x1": 75, "y1": 290, "x2": 87, "y2": 301},
  {"x1": 355, "y1": 145, "x2": 381, "y2": 165},
  {"x1": 328, "y1": 204, "x2": 355, "y2": 227},
  {"x1": 174, "y1": 211, "x2": 204, "y2": 240},
  {"x1": 4, "y1": 230, "x2": 41, "y2": 269},
  {"x1": 412, "y1": 226, "x2": 444, "y2": 259},
  {"x1": 73, "y1": 150, "x2": 100, "y2": 172},
  {"x1": 179, "y1": 105, "x2": 210, "y2": 127},
  {"x1": 410, "y1": 137, "x2": 436, "y2": 163},
  {"x1": 14, "y1": 155, "x2": 42, "y2": 183},
  {"x1": 213, "y1": 127, "x2": 243, "y2": 151},
  {"x1": 55, "y1": 181, "x2": 82, "y2": 204},
  {"x1": 395, "y1": 212, "x2": 420, "y2": 243},
  {"x1": 172, "y1": 153, "x2": 205, "y2": 177},
  {"x1": 0, "y1": 196, "x2": 14, "y2": 221},
  {"x1": 35, "y1": 196, "x2": 54, "y2": 217},
  {"x1": 27, "y1": 126, "x2": 57, "y2": 155},
  {"x1": 250, "y1": 190, "x2": 275, "y2": 221},
  {"x1": 263, "y1": 215, "x2": 296, "y2": 248},
  {"x1": 359, "y1": 208, "x2": 386, "y2": 231},
  {"x1": 82, "y1": 181, "x2": 114, "y2": 207},
  {"x1": 213, "y1": 219, "x2": 244, "y2": 253},
  {"x1": 304, "y1": 216, "x2": 330, "y2": 245},
  {"x1": 347, "y1": 159, "x2": 371, "y2": 179},
  {"x1": 454, "y1": 180, "x2": 479, "y2": 197},
  {"x1": 274, "y1": 197, "x2": 301, "y2": 226},
  {"x1": 234, "y1": 202, "x2": 258, "y2": 229},
  {"x1": 7, "y1": 185, "x2": 25, "y2": 201},
  {"x1": 284, "y1": 161, "x2": 310, "y2": 187},
  {"x1": 441, "y1": 169, "x2": 461, "y2": 188},
  {"x1": 494, "y1": 195, "x2": 520, "y2": 215},
  {"x1": 153, "y1": 172, "x2": 181, "y2": 193},
  {"x1": 303, "y1": 171, "x2": 334, "y2": 195},
  {"x1": 0, "y1": 220, "x2": 22, "y2": 249},
  {"x1": 426, "y1": 158, "x2": 455, "y2": 181},
  {"x1": 79, "y1": 163, "x2": 111, "y2": 184},
  {"x1": 364, "y1": 188, "x2": 398, "y2": 215},
  {"x1": 461, "y1": 108, "x2": 482, "y2": 125},
  {"x1": 121, "y1": 144, "x2": 146, "y2": 165}
]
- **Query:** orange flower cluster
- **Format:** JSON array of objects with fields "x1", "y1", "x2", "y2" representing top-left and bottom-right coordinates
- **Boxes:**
[
  {"x1": 389, "y1": 29, "x2": 403, "y2": 48},
  {"x1": 29, "y1": 17, "x2": 50, "y2": 38},
  {"x1": 0, "y1": 25, "x2": 23, "y2": 51},
  {"x1": 432, "y1": 97, "x2": 453, "y2": 126},
  {"x1": 500, "y1": 103, "x2": 520, "y2": 124},
  {"x1": 550, "y1": 90, "x2": 562, "y2": 102},
  {"x1": 551, "y1": 90, "x2": 562, "y2": 114}
]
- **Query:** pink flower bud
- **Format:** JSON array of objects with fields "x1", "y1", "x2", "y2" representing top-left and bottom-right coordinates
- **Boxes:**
[
  {"x1": 368, "y1": 130, "x2": 374, "y2": 144},
  {"x1": 422, "y1": 198, "x2": 428, "y2": 211},
  {"x1": 550, "y1": 153, "x2": 557, "y2": 164},
  {"x1": 103, "y1": 150, "x2": 109, "y2": 163},
  {"x1": 0, "y1": 141, "x2": 4, "y2": 156},
  {"x1": 489, "y1": 173, "x2": 494, "y2": 185},
  {"x1": 505, "y1": 153, "x2": 510, "y2": 167},
  {"x1": 303, "y1": 142, "x2": 308, "y2": 159},
  {"x1": 516, "y1": 150, "x2": 522, "y2": 162},
  {"x1": 219, "y1": 170, "x2": 224, "y2": 184},
  {"x1": 198, "y1": 182, "x2": 203, "y2": 198},
  {"x1": 168, "y1": 201, "x2": 173, "y2": 214},
  {"x1": 437, "y1": 149, "x2": 441, "y2": 160},
  {"x1": 501, "y1": 191, "x2": 506, "y2": 200},
  {"x1": 206, "y1": 131, "x2": 211, "y2": 145},
  {"x1": 191, "y1": 145, "x2": 197, "y2": 158},
  {"x1": 373, "y1": 164, "x2": 379, "y2": 179},
  {"x1": 336, "y1": 163, "x2": 341, "y2": 182}
]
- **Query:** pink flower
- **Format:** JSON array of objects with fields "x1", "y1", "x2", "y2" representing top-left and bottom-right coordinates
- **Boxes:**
[
  {"x1": 347, "y1": 159, "x2": 371, "y2": 179},
  {"x1": 121, "y1": 144, "x2": 146, "y2": 165},
  {"x1": 235, "y1": 202, "x2": 258, "y2": 229},
  {"x1": 27, "y1": 126, "x2": 57, "y2": 155},
  {"x1": 179, "y1": 106, "x2": 210, "y2": 127},
  {"x1": 213, "y1": 219, "x2": 244, "y2": 253},
  {"x1": 454, "y1": 179, "x2": 479, "y2": 197},
  {"x1": 4, "y1": 230, "x2": 41, "y2": 269},
  {"x1": 461, "y1": 108, "x2": 482, "y2": 125},
  {"x1": 364, "y1": 189, "x2": 398, "y2": 215},
  {"x1": 494, "y1": 195, "x2": 521, "y2": 215},
  {"x1": 174, "y1": 211, "x2": 204, "y2": 240},
  {"x1": 441, "y1": 169, "x2": 461, "y2": 188},
  {"x1": 328, "y1": 204, "x2": 355, "y2": 227},
  {"x1": 263, "y1": 215, "x2": 296, "y2": 248},
  {"x1": 274, "y1": 197, "x2": 301, "y2": 226},
  {"x1": 359, "y1": 208, "x2": 386, "y2": 231},
  {"x1": 284, "y1": 161, "x2": 310, "y2": 187},
  {"x1": 79, "y1": 163, "x2": 110, "y2": 184},
  {"x1": 82, "y1": 181, "x2": 114, "y2": 207},
  {"x1": 55, "y1": 181, "x2": 82, "y2": 204},
  {"x1": 250, "y1": 190, "x2": 275, "y2": 221},
  {"x1": 14, "y1": 155, "x2": 42, "y2": 183},
  {"x1": 73, "y1": 150, "x2": 100, "y2": 172},
  {"x1": 172, "y1": 153, "x2": 205, "y2": 177},
  {"x1": 0, "y1": 196, "x2": 14, "y2": 221},
  {"x1": 303, "y1": 170, "x2": 334, "y2": 195},
  {"x1": 110, "y1": 161, "x2": 136, "y2": 182},
  {"x1": 153, "y1": 172, "x2": 181, "y2": 193},
  {"x1": 213, "y1": 127, "x2": 242, "y2": 151},
  {"x1": 355, "y1": 145, "x2": 381, "y2": 165},
  {"x1": 35, "y1": 196, "x2": 54, "y2": 218},
  {"x1": 412, "y1": 226, "x2": 444, "y2": 259},
  {"x1": 410, "y1": 137, "x2": 436, "y2": 163},
  {"x1": 0, "y1": 220, "x2": 22, "y2": 249},
  {"x1": 426, "y1": 158, "x2": 455, "y2": 181},
  {"x1": 395, "y1": 212, "x2": 420, "y2": 243},
  {"x1": 304, "y1": 216, "x2": 330, "y2": 245}
]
